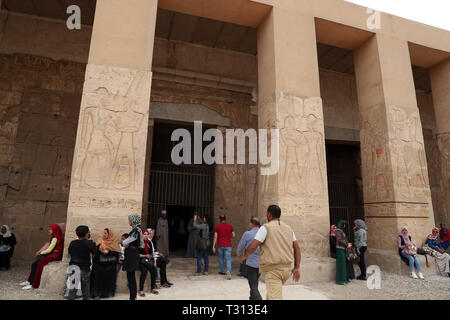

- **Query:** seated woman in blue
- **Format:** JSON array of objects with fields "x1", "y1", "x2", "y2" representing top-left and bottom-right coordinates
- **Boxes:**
[{"x1": 426, "y1": 227, "x2": 450, "y2": 277}]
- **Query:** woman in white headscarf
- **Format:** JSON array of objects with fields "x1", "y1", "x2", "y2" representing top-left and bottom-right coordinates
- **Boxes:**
[
  {"x1": 424, "y1": 227, "x2": 450, "y2": 277},
  {"x1": 0, "y1": 225, "x2": 16, "y2": 270},
  {"x1": 353, "y1": 219, "x2": 367, "y2": 280}
]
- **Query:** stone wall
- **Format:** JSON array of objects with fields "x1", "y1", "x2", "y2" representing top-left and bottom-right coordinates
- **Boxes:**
[
  {"x1": 0, "y1": 54, "x2": 85, "y2": 262},
  {"x1": 417, "y1": 91, "x2": 447, "y2": 226}
]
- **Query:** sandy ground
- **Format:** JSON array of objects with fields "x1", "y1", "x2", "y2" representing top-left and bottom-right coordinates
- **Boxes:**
[{"x1": 1, "y1": 256, "x2": 449, "y2": 300}]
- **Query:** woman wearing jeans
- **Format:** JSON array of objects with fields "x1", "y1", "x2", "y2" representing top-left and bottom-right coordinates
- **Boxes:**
[
  {"x1": 353, "y1": 219, "x2": 367, "y2": 280},
  {"x1": 397, "y1": 226, "x2": 424, "y2": 279}
]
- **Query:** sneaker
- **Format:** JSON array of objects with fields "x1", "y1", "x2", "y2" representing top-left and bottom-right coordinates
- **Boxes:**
[
  {"x1": 194, "y1": 272, "x2": 202, "y2": 276},
  {"x1": 411, "y1": 272, "x2": 418, "y2": 279},
  {"x1": 218, "y1": 272, "x2": 225, "y2": 275},
  {"x1": 226, "y1": 271, "x2": 232, "y2": 280},
  {"x1": 417, "y1": 272, "x2": 425, "y2": 279},
  {"x1": 22, "y1": 285, "x2": 32, "y2": 290},
  {"x1": 20, "y1": 281, "x2": 30, "y2": 286},
  {"x1": 203, "y1": 272, "x2": 208, "y2": 276},
  {"x1": 356, "y1": 275, "x2": 366, "y2": 281}
]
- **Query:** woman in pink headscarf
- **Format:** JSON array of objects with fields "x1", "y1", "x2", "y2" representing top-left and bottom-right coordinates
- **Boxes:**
[{"x1": 397, "y1": 226, "x2": 424, "y2": 279}]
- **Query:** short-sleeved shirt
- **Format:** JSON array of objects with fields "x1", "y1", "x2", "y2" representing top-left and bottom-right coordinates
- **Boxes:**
[
  {"x1": 254, "y1": 226, "x2": 297, "y2": 243},
  {"x1": 214, "y1": 223, "x2": 234, "y2": 247},
  {"x1": 68, "y1": 239, "x2": 97, "y2": 271}
]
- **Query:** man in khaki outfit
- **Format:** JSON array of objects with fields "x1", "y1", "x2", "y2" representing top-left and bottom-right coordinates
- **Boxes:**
[{"x1": 240, "y1": 205, "x2": 301, "y2": 300}]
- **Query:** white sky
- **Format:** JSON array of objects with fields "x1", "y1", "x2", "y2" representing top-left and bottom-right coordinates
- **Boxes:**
[{"x1": 344, "y1": 0, "x2": 450, "y2": 31}]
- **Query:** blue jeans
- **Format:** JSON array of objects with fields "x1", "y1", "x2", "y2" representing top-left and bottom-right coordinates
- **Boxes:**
[
  {"x1": 441, "y1": 241, "x2": 450, "y2": 250},
  {"x1": 196, "y1": 249, "x2": 209, "y2": 273},
  {"x1": 217, "y1": 247, "x2": 232, "y2": 273},
  {"x1": 400, "y1": 251, "x2": 422, "y2": 273}
]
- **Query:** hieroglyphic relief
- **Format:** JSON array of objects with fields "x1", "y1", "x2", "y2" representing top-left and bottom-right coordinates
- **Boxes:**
[
  {"x1": 388, "y1": 105, "x2": 429, "y2": 202},
  {"x1": 437, "y1": 133, "x2": 450, "y2": 224},
  {"x1": 277, "y1": 93, "x2": 327, "y2": 199},
  {"x1": 71, "y1": 65, "x2": 149, "y2": 192},
  {"x1": 360, "y1": 105, "x2": 392, "y2": 202},
  {"x1": 423, "y1": 130, "x2": 447, "y2": 224}
]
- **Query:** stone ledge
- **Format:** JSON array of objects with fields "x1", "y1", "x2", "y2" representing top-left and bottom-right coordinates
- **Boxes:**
[
  {"x1": 366, "y1": 248, "x2": 436, "y2": 276},
  {"x1": 40, "y1": 261, "x2": 152, "y2": 296}
]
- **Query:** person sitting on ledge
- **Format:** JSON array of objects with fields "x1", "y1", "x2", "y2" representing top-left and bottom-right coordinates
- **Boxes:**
[
  {"x1": 20, "y1": 224, "x2": 64, "y2": 290},
  {"x1": 138, "y1": 228, "x2": 159, "y2": 297},
  {"x1": 426, "y1": 227, "x2": 450, "y2": 277},
  {"x1": 0, "y1": 225, "x2": 16, "y2": 271},
  {"x1": 397, "y1": 226, "x2": 424, "y2": 279},
  {"x1": 439, "y1": 224, "x2": 450, "y2": 251}
]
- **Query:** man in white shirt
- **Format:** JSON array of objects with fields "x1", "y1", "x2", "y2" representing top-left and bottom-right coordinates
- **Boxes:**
[{"x1": 240, "y1": 205, "x2": 301, "y2": 300}]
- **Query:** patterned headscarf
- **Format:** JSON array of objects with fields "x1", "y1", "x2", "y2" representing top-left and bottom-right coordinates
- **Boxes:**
[
  {"x1": 427, "y1": 227, "x2": 440, "y2": 240},
  {"x1": 330, "y1": 225, "x2": 337, "y2": 237},
  {"x1": 1, "y1": 225, "x2": 12, "y2": 238},
  {"x1": 354, "y1": 219, "x2": 367, "y2": 231},
  {"x1": 128, "y1": 214, "x2": 144, "y2": 249}
]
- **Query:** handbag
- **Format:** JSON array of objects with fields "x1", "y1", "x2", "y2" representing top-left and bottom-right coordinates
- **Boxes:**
[
  {"x1": 196, "y1": 237, "x2": 207, "y2": 251},
  {"x1": 346, "y1": 247, "x2": 360, "y2": 264}
]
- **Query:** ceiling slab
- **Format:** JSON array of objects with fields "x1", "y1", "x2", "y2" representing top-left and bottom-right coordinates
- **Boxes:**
[
  {"x1": 315, "y1": 17, "x2": 373, "y2": 50},
  {"x1": 409, "y1": 42, "x2": 450, "y2": 69}
]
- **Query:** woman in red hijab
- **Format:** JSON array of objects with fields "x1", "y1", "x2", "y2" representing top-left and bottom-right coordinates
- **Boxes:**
[{"x1": 20, "y1": 224, "x2": 64, "y2": 289}]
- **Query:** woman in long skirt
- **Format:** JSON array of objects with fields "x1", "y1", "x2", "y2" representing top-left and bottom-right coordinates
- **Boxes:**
[
  {"x1": 335, "y1": 220, "x2": 350, "y2": 285},
  {"x1": 426, "y1": 227, "x2": 450, "y2": 277},
  {"x1": 91, "y1": 228, "x2": 120, "y2": 298}
]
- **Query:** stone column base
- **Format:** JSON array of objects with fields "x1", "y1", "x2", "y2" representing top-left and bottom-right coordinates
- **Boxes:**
[
  {"x1": 40, "y1": 261, "x2": 152, "y2": 296},
  {"x1": 366, "y1": 248, "x2": 436, "y2": 276}
]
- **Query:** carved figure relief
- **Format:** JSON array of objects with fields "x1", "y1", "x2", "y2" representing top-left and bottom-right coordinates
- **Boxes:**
[
  {"x1": 360, "y1": 106, "x2": 390, "y2": 201},
  {"x1": 73, "y1": 66, "x2": 149, "y2": 192},
  {"x1": 278, "y1": 94, "x2": 326, "y2": 199},
  {"x1": 389, "y1": 106, "x2": 428, "y2": 201}
]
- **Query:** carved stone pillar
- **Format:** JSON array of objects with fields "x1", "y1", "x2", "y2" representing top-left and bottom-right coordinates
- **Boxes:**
[
  {"x1": 430, "y1": 58, "x2": 450, "y2": 228},
  {"x1": 354, "y1": 34, "x2": 435, "y2": 273},
  {"x1": 65, "y1": 0, "x2": 158, "y2": 243},
  {"x1": 142, "y1": 119, "x2": 155, "y2": 228},
  {"x1": 257, "y1": 7, "x2": 330, "y2": 259}
]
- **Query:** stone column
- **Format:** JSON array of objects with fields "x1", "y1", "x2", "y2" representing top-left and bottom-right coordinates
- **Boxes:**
[
  {"x1": 257, "y1": 7, "x2": 331, "y2": 264},
  {"x1": 354, "y1": 34, "x2": 435, "y2": 273},
  {"x1": 65, "y1": 0, "x2": 158, "y2": 242},
  {"x1": 430, "y1": 59, "x2": 450, "y2": 228},
  {"x1": 142, "y1": 119, "x2": 155, "y2": 228}
]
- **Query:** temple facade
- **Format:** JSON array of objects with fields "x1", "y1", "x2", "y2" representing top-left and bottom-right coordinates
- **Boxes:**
[{"x1": 1, "y1": 0, "x2": 449, "y2": 281}]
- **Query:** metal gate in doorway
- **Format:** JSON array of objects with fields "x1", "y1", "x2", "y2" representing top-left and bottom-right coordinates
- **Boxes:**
[{"x1": 147, "y1": 162, "x2": 215, "y2": 228}]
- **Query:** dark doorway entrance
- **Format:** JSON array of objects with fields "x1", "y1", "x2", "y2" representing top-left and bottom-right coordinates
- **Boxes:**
[
  {"x1": 147, "y1": 121, "x2": 215, "y2": 255},
  {"x1": 167, "y1": 205, "x2": 195, "y2": 253},
  {"x1": 326, "y1": 143, "x2": 364, "y2": 242}
]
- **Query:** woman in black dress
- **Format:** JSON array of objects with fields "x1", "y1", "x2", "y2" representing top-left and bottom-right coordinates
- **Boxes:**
[
  {"x1": 0, "y1": 225, "x2": 16, "y2": 270},
  {"x1": 122, "y1": 214, "x2": 144, "y2": 300},
  {"x1": 91, "y1": 228, "x2": 120, "y2": 299}
]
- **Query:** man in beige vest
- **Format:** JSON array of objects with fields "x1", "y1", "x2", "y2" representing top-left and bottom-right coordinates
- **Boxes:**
[{"x1": 240, "y1": 205, "x2": 301, "y2": 300}]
